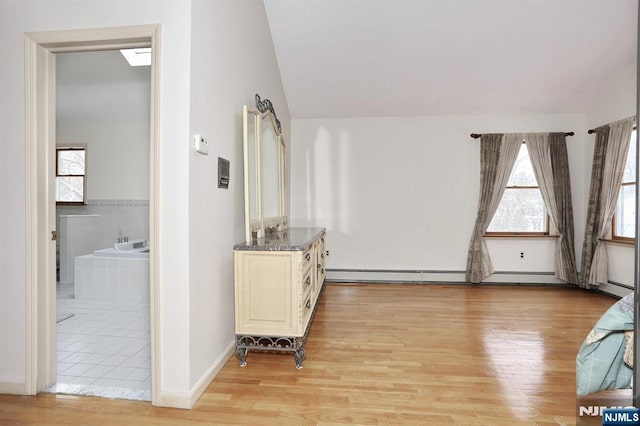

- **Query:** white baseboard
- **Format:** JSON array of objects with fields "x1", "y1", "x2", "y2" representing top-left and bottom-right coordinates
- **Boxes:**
[
  {"x1": 188, "y1": 339, "x2": 235, "y2": 408},
  {"x1": 598, "y1": 281, "x2": 634, "y2": 298},
  {"x1": 326, "y1": 269, "x2": 566, "y2": 286},
  {"x1": 155, "y1": 389, "x2": 191, "y2": 409},
  {"x1": 0, "y1": 380, "x2": 27, "y2": 395},
  {"x1": 155, "y1": 339, "x2": 235, "y2": 409}
]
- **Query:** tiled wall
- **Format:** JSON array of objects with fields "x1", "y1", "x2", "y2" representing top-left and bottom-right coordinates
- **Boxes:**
[
  {"x1": 75, "y1": 255, "x2": 149, "y2": 304},
  {"x1": 57, "y1": 199, "x2": 150, "y2": 251}
]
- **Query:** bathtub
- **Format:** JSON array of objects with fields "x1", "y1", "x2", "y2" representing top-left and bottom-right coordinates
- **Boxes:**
[
  {"x1": 74, "y1": 241, "x2": 150, "y2": 304},
  {"x1": 94, "y1": 247, "x2": 149, "y2": 259}
]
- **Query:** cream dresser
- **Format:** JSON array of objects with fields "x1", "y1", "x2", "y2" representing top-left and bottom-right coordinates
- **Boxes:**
[{"x1": 233, "y1": 227, "x2": 326, "y2": 368}]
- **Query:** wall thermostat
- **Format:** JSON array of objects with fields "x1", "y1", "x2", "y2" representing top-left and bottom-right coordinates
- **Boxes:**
[{"x1": 194, "y1": 134, "x2": 209, "y2": 155}]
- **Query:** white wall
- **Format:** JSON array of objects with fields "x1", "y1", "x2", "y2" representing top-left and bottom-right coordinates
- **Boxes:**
[
  {"x1": 187, "y1": 0, "x2": 290, "y2": 390},
  {"x1": 56, "y1": 50, "x2": 151, "y2": 200},
  {"x1": 0, "y1": 0, "x2": 193, "y2": 402},
  {"x1": 56, "y1": 50, "x2": 151, "y2": 251},
  {"x1": 291, "y1": 114, "x2": 587, "y2": 280},
  {"x1": 585, "y1": 62, "x2": 637, "y2": 295}
]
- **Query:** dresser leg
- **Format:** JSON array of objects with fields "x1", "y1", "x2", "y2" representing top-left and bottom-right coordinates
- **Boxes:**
[
  {"x1": 294, "y1": 346, "x2": 306, "y2": 369},
  {"x1": 236, "y1": 346, "x2": 248, "y2": 367}
]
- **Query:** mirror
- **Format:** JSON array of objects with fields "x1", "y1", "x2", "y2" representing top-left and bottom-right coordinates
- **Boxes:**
[{"x1": 242, "y1": 95, "x2": 288, "y2": 243}]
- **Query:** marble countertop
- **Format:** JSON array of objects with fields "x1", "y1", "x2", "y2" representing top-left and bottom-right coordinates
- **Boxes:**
[{"x1": 234, "y1": 227, "x2": 325, "y2": 251}]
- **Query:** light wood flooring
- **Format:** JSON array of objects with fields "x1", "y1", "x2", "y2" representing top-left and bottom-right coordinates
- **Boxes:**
[{"x1": 0, "y1": 283, "x2": 622, "y2": 425}]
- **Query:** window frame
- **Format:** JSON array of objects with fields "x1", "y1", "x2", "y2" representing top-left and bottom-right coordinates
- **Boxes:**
[
  {"x1": 485, "y1": 142, "x2": 550, "y2": 237},
  {"x1": 611, "y1": 130, "x2": 637, "y2": 242},
  {"x1": 55, "y1": 146, "x2": 87, "y2": 205},
  {"x1": 611, "y1": 182, "x2": 635, "y2": 243}
]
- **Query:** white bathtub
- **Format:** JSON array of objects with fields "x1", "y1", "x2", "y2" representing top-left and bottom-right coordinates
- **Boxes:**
[
  {"x1": 94, "y1": 247, "x2": 149, "y2": 259},
  {"x1": 74, "y1": 241, "x2": 150, "y2": 304}
]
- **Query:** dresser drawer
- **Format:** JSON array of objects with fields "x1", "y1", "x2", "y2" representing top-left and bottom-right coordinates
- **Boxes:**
[{"x1": 302, "y1": 247, "x2": 313, "y2": 274}]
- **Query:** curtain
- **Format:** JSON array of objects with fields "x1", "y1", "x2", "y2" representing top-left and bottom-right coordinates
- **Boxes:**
[
  {"x1": 465, "y1": 133, "x2": 521, "y2": 283},
  {"x1": 579, "y1": 117, "x2": 635, "y2": 288},
  {"x1": 526, "y1": 133, "x2": 579, "y2": 284}
]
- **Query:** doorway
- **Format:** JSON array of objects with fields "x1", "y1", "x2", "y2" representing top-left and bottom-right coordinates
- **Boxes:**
[
  {"x1": 51, "y1": 49, "x2": 151, "y2": 400},
  {"x1": 24, "y1": 25, "x2": 160, "y2": 404}
]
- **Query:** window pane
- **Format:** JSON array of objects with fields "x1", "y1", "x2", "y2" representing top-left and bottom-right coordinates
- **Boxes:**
[
  {"x1": 508, "y1": 145, "x2": 537, "y2": 186},
  {"x1": 56, "y1": 176, "x2": 84, "y2": 202},
  {"x1": 58, "y1": 150, "x2": 85, "y2": 175},
  {"x1": 622, "y1": 130, "x2": 636, "y2": 183},
  {"x1": 487, "y1": 188, "x2": 546, "y2": 232},
  {"x1": 615, "y1": 184, "x2": 636, "y2": 238}
]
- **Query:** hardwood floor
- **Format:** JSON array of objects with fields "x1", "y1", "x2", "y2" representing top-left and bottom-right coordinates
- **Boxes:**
[{"x1": 0, "y1": 283, "x2": 622, "y2": 425}]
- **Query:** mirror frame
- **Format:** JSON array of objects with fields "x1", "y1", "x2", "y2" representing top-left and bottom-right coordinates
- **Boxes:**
[{"x1": 242, "y1": 96, "x2": 288, "y2": 243}]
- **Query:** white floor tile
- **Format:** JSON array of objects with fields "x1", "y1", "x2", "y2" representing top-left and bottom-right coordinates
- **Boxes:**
[
  {"x1": 92, "y1": 378, "x2": 126, "y2": 388},
  {"x1": 102, "y1": 366, "x2": 136, "y2": 380},
  {"x1": 63, "y1": 363, "x2": 95, "y2": 377},
  {"x1": 83, "y1": 353, "x2": 110, "y2": 365},
  {"x1": 70, "y1": 376, "x2": 98, "y2": 386},
  {"x1": 57, "y1": 351, "x2": 75, "y2": 362},
  {"x1": 56, "y1": 375, "x2": 76, "y2": 384},
  {"x1": 64, "y1": 342, "x2": 93, "y2": 353},
  {"x1": 120, "y1": 356, "x2": 149, "y2": 369},
  {"x1": 124, "y1": 368, "x2": 150, "y2": 382},
  {"x1": 55, "y1": 284, "x2": 151, "y2": 401},
  {"x1": 102, "y1": 354, "x2": 129, "y2": 366},
  {"x1": 57, "y1": 362, "x2": 76, "y2": 374},
  {"x1": 81, "y1": 364, "x2": 115, "y2": 378},
  {"x1": 62, "y1": 352, "x2": 92, "y2": 364}
]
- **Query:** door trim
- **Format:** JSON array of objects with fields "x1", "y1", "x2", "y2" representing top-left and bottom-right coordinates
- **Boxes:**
[{"x1": 24, "y1": 24, "x2": 161, "y2": 405}]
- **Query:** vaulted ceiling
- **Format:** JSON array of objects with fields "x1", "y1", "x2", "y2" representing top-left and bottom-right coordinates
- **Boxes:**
[{"x1": 263, "y1": 0, "x2": 637, "y2": 118}]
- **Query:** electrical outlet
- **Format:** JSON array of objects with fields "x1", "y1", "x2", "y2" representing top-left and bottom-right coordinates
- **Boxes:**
[
  {"x1": 520, "y1": 252, "x2": 524, "y2": 259},
  {"x1": 326, "y1": 250, "x2": 330, "y2": 257},
  {"x1": 194, "y1": 134, "x2": 209, "y2": 155}
]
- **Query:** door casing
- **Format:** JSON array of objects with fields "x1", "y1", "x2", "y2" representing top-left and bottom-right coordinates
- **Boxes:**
[{"x1": 24, "y1": 24, "x2": 161, "y2": 405}]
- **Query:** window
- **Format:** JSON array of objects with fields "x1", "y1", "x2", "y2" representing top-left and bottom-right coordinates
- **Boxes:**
[
  {"x1": 612, "y1": 130, "x2": 637, "y2": 241},
  {"x1": 486, "y1": 143, "x2": 548, "y2": 235},
  {"x1": 56, "y1": 147, "x2": 86, "y2": 204}
]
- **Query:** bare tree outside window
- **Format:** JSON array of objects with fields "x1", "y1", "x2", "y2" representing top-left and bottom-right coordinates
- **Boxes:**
[
  {"x1": 486, "y1": 144, "x2": 547, "y2": 234},
  {"x1": 56, "y1": 148, "x2": 86, "y2": 204}
]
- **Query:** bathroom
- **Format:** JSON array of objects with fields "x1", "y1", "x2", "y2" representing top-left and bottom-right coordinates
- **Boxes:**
[{"x1": 51, "y1": 48, "x2": 152, "y2": 400}]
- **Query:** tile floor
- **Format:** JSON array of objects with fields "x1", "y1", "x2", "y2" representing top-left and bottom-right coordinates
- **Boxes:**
[{"x1": 45, "y1": 283, "x2": 151, "y2": 401}]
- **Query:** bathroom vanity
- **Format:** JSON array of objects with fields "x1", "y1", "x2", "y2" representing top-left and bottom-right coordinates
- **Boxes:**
[{"x1": 233, "y1": 95, "x2": 326, "y2": 368}]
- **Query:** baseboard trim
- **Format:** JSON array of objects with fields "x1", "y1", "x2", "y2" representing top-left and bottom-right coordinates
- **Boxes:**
[
  {"x1": 596, "y1": 281, "x2": 634, "y2": 298},
  {"x1": 0, "y1": 381, "x2": 27, "y2": 395},
  {"x1": 326, "y1": 268, "x2": 565, "y2": 285},
  {"x1": 188, "y1": 339, "x2": 235, "y2": 408},
  {"x1": 155, "y1": 339, "x2": 235, "y2": 409}
]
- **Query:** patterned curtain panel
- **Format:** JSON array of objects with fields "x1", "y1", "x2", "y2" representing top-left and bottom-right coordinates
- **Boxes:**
[
  {"x1": 580, "y1": 117, "x2": 635, "y2": 288},
  {"x1": 526, "y1": 133, "x2": 579, "y2": 284},
  {"x1": 465, "y1": 133, "x2": 520, "y2": 283}
]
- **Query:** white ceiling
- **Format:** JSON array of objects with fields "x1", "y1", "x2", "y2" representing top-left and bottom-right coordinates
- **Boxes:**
[{"x1": 263, "y1": 0, "x2": 638, "y2": 118}]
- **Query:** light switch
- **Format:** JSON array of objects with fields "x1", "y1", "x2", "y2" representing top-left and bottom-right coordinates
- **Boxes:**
[{"x1": 194, "y1": 134, "x2": 209, "y2": 155}]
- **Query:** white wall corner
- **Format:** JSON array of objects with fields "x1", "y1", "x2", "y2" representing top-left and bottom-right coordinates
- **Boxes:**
[
  {"x1": 155, "y1": 339, "x2": 235, "y2": 409},
  {"x1": 189, "y1": 339, "x2": 235, "y2": 408},
  {"x1": 155, "y1": 390, "x2": 192, "y2": 410}
]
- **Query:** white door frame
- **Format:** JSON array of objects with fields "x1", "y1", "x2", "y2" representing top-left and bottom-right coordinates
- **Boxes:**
[{"x1": 24, "y1": 24, "x2": 161, "y2": 405}]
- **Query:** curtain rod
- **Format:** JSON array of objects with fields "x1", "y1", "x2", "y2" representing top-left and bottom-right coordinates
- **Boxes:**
[
  {"x1": 469, "y1": 132, "x2": 575, "y2": 139},
  {"x1": 587, "y1": 126, "x2": 637, "y2": 134}
]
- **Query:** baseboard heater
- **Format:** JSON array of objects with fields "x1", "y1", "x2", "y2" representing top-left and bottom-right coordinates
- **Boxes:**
[{"x1": 325, "y1": 268, "x2": 567, "y2": 286}]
